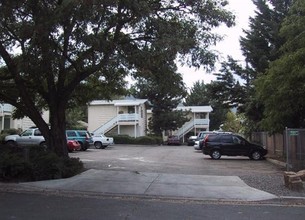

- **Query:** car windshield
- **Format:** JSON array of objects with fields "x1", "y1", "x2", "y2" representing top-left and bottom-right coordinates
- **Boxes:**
[{"x1": 21, "y1": 130, "x2": 33, "y2": 136}]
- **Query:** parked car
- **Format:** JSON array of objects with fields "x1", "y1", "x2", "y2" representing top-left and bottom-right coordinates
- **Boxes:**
[
  {"x1": 66, "y1": 130, "x2": 93, "y2": 151},
  {"x1": 187, "y1": 136, "x2": 198, "y2": 146},
  {"x1": 67, "y1": 140, "x2": 81, "y2": 152},
  {"x1": 194, "y1": 131, "x2": 232, "y2": 150},
  {"x1": 193, "y1": 131, "x2": 214, "y2": 150},
  {"x1": 92, "y1": 134, "x2": 114, "y2": 149},
  {"x1": 167, "y1": 135, "x2": 180, "y2": 145},
  {"x1": 202, "y1": 133, "x2": 268, "y2": 160},
  {"x1": 4, "y1": 127, "x2": 47, "y2": 148}
]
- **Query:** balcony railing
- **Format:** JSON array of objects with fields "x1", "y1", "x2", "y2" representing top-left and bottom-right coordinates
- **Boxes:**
[
  {"x1": 117, "y1": 113, "x2": 139, "y2": 121},
  {"x1": 194, "y1": 119, "x2": 209, "y2": 126}
]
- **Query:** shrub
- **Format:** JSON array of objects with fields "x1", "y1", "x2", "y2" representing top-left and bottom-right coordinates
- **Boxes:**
[
  {"x1": 0, "y1": 145, "x2": 33, "y2": 181},
  {"x1": 113, "y1": 135, "x2": 136, "y2": 144},
  {"x1": 31, "y1": 151, "x2": 64, "y2": 181},
  {"x1": 112, "y1": 135, "x2": 163, "y2": 145},
  {"x1": 61, "y1": 157, "x2": 84, "y2": 178},
  {"x1": 0, "y1": 144, "x2": 84, "y2": 182}
]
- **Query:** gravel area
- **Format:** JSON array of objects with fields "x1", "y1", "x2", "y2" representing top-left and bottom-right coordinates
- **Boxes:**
[{"x1": 240, "y1": 173, "x2": 305, "y2": 197}]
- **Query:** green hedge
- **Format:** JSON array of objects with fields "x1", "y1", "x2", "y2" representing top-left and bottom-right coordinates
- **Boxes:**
[
  {"x1": 0, "y1": 144, "x2": 84, "y2": 182},
  {"x1": 112, "y1": 135, "x2": 163, "y2": 145}
]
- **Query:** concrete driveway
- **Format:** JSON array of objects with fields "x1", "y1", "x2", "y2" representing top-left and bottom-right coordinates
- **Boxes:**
[
  {"x1": 0, "y1": 144, "x2": 282, "y2": 202},
  {"x1": 70, "y1": 144, "x2": 284, "y2": 176}
]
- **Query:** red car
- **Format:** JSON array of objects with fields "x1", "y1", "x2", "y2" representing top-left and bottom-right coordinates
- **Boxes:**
[
  {"x1": 67, "y1": 140, "x2": 81, "y2": 152},
  {"x1": 167, "y1": 135, "x2": 181, "y2": 145}
]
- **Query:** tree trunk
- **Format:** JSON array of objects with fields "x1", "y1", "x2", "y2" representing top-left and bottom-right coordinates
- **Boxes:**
[{"x1": 48, "y1": 104, "x2": 68, "y2": 158}]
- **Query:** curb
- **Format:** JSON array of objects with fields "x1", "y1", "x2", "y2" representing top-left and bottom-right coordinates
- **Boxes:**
[{"x1": 266, "y1": 158, "x2": 286, "y2": 168}]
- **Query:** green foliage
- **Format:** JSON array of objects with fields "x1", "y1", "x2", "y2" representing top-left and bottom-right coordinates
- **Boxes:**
[
  {"x1": 66, "y1": 106, "x2": 88, "y2": 130},
  {"x1": 148, "y1": 110, "x2": 190, "y2": 136},
  {"x1": 255, "y1": 0, "x2": 305, "y2": 132},
  {"x1": 209, "y1": 104, "x2": 228, "y2": 131},
  {"x1": 0, "y1": 146, "x2": 33, "y2": 181},
  {"x1": 221, "y1": 112, "x2": 245, "y2": 134},
  {"x1": 112, "y1": 135, "x2": 162, "y2": 145},
  {"x1": 185, "y1": 80, "x2": 229, "y2": 130},
  {"x1": 240, "y1": 0, "x2": 291, "y2": 74},
  {"x1": 0, "y1": 145, "x2": 84, "y2": 182},
  {"x1": 237, "y1": 0, "x2": 293, "y2": 133},
  {"x1": 131, "y1": 65, "x2": 190, "y2": 135},
  {"x1": 210, "y1": 58, "x2": 247, "y2": 108},
  {"x1": 31, "y1": 151, "x2": 63, "y2": 180},
  {"x1": 184, "y1": 81, "x2": 210, "y2": 106}
]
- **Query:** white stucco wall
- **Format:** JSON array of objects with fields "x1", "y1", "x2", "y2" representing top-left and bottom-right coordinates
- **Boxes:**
[{"x1": 88, "y1": 104, "x2": 117, "y2": 132}]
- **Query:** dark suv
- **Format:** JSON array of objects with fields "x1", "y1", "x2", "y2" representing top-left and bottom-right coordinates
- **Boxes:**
[
  {"x1": 202, "y1": 133, "x2": 267, "y2": 160},
  {"x1": 194, "y1": 131, "x2": 231, "y2": 150}
]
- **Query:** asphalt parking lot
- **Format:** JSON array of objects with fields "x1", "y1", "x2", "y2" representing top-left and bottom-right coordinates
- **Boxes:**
[{"x1": 70, "y1": 144, "x2": 285, "y2": 176}]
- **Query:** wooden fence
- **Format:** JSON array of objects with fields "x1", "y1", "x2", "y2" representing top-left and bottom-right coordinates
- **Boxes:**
[{"x1": 251, "y1": 130, "x2": 305, "y2": 171}]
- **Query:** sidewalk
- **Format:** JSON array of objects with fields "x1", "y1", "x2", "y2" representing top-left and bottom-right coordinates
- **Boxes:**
[{"x1": 0, "y1": 169, "x2": 277, "y2": 202}]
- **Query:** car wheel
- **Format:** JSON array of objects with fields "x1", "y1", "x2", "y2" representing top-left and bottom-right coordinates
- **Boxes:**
[
  {"x1": 94, "y1": 142, "x2": 103, "y2": 149},
  {"x1": 6, "y1": 141, "x2": 17, "y2": 147},
  {"x1": 251, "y1": 151, "x2": 262, "y2": 160},
  {"x1": 210, "y1": 150, "x2": 221, "y2": 160},
  {"x1": 40, "y1": 142, "x2": 48, "y2": 150},
  {"x1": 79, "y1": 142, "x2": 87, "y2": 151}
]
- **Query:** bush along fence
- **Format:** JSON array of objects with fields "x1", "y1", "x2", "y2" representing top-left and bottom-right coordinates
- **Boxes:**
[{"x1": 251, "y1": 129, "x2": 305, "y2": 171}]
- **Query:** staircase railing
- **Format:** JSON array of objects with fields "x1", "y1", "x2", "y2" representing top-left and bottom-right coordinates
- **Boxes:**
[
  {"x1": 93, "y1": 117, "x2": 118, "y2": 135},
  {"x1": 92, "y1": 113, "x2": 139, "y2": 135},
  {"x1": 176, "y1": 119, "x2": 210, "y2": 138}
]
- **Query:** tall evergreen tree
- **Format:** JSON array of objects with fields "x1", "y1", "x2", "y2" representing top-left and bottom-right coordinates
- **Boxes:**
[
  {"x1": 240, "y1": 0, "x2": 292, "y2": 74},
  {"x1": 185, "y1": 80, "x2": 229, "y2": 131},
  {"x1": 238, "y1": 0, "x2": 292, "y2": 132},
  {"x1": 256, "y1": 0, "x2": 305, "y2": 132},
  {"x1": 184, "y1": 81, "x2": 210, "y2": 106},
  {"x1": 130, "y1": 61, "x2": 189, "y2": 136}
]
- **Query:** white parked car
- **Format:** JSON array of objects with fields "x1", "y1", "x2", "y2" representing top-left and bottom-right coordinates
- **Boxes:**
[
  {"x1": 4, "y1": 127, "x2": 47, "y2": 148},
  {"x1": 91, "y1": 134, "x2": 114, "y2": 149}
]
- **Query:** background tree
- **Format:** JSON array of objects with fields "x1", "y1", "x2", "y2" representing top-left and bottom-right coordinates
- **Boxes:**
[
  {"x1": 184, "y1": 80, "x2": 228, "y2": 131},
  {"x1": 238, "y1": 0, "x2": 292, "y2": 132},
  {"x1": 0, "y1": 0, "x2": 234, "y2": 157},
  {"x1": 184, "y1": 81, "x2": 210, "y2": 106},
  {"x1": 221, "y1": 111, "x2": 245, "y2": 133},
  {"x1": 255, "y1": 0, "x2": 305, "y2": 132},
  {"x1": 130, "y1": 59, "x2": 189, "y2": 135}
]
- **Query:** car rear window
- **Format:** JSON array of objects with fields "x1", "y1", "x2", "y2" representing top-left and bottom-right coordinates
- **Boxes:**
[
  {"x1": 66, "y1": 131, "x2": 76, "y2": 137},
  {"x1": 78, "y1": 131, "x2": 87, "y2": 137}
]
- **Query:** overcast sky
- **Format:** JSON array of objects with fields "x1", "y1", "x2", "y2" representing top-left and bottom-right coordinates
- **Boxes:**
[{"x1": 180, "y1": 0, "x2": 256, "y2": 89}]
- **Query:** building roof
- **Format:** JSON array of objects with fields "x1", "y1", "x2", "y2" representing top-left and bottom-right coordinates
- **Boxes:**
[
  {"x1": 90, "y1": 99, "x2": 148, "y2": 107},
  {"x1": 146, "y1": 106, "x2": 213, "y2": 113}
]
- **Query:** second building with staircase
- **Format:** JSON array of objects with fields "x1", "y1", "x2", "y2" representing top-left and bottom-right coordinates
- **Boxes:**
[{"x1": 88, "y1": 98, "x2": 212, "y2": 141}]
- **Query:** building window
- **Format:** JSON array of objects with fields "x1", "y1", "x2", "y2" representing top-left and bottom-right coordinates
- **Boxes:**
[
  {"x1": 196, "y1": 113, "x2": 206, "y2": 119},
  {"x1": 128, "y1": 106, "x2": 135, "y2": 114}
]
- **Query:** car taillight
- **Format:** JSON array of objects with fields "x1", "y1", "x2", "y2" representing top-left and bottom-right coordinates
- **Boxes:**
[{"x1": 203, "y1": 135, "x2": 209, "y2": 147}]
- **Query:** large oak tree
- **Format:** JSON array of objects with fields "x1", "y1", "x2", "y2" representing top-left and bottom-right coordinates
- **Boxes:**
[{"x1": 0, "y1": 0, "x2": 234, "y2": 157}]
